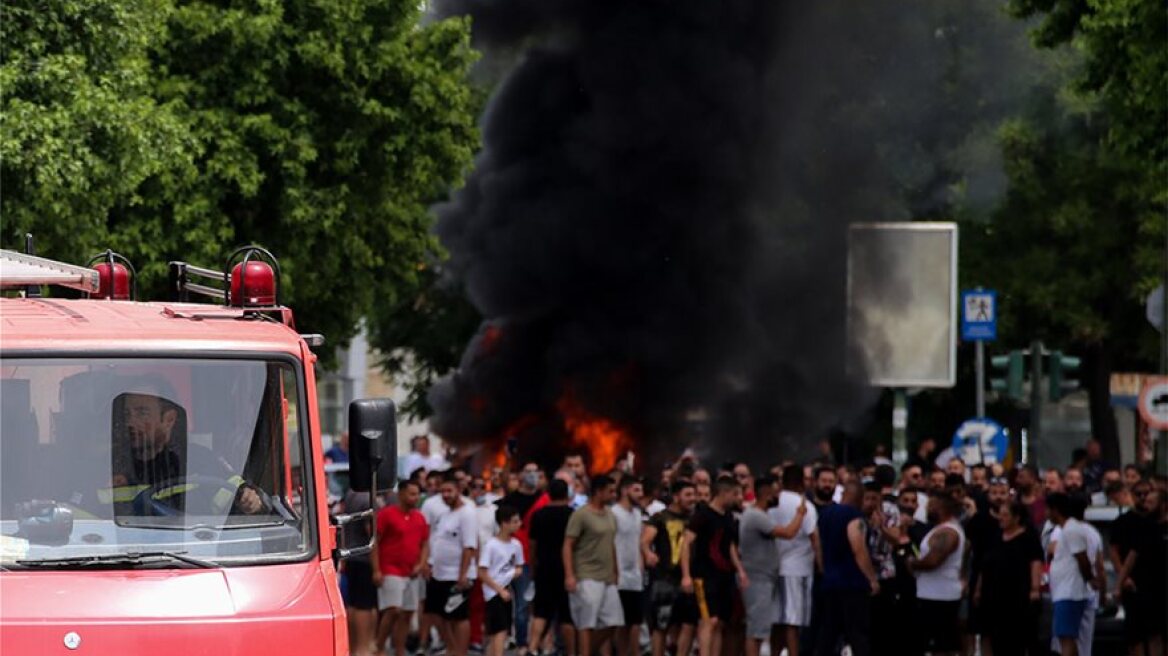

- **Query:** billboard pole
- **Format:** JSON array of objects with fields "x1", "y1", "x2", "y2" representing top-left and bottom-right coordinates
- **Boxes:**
[
  {"x1": 975, "y1": 340, "x2": 985, "y2": 417},
  {"x1": 892, "y1": 388, "x2": 908, "y2": 466}
]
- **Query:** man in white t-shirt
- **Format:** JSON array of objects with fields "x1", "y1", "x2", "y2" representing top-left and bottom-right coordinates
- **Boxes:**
[
  {"x1": 423, "y1": 472, "x2": 479, "y2": 656},
  {"x1": 611, "y1": 476, "x2": 645, "y2": 656},
  {"x1": 771, "y1": 464, "x2": 820, "y2": 656},
  {"x1": 403, "y1": 435, "x2": 449, "y2": 477},
  {"x1": 1047, "y1": 493, "x2": 1099, "y2": 656},
  {"x1": 1049, "y1": 497, "x2": 1106, "y2": 656}
]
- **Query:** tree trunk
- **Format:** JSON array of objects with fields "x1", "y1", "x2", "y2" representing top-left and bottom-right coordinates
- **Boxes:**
[{"x1": 1086, "y1": 342, "x2": 1121, "y2": 466}]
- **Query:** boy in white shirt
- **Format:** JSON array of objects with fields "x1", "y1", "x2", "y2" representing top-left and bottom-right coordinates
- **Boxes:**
[
  {"x1": 479, "y1": 505, "x2": 525, "y2": 656},
  {"x1": 1047, "y1": 493, "x2": 1099, "y2": 656}
]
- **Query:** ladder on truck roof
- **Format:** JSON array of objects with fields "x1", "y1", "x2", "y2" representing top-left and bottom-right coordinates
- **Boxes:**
[{"x1": 0, "y1": 249, "x2": 100, "y2": 293}]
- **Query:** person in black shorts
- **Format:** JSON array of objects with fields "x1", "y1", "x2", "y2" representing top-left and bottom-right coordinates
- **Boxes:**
[
  {"x1": 527, "y1": 479, "x2": 578, "y2": 655},
  {"x1": 680, "y1": 476, "x2": 745, "y2": 656},
  {"x1": 479, "y1": 506, "x2": 525, "y2": 656},
  {"x1": 340, "y1": 488, "x2": 378, "y2": 656},
  {"x1": 642, "y1": 481, "x2": 698, "y2": 656}
]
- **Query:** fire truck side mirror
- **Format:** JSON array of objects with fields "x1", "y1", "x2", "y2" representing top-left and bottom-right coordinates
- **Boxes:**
[{"x1": 347, "y1": 398, "x2": 396, "y2": 493}]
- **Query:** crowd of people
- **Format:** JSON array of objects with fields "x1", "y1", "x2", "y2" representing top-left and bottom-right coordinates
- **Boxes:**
[{"x1": 336, "y1": 435, "x2": 1167, "y2": 656}]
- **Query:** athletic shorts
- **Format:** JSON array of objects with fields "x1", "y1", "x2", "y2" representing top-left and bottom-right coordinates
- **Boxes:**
[
  {"x1": 1124, "y1": 589, "x2": 1168, "y2": 642},
  {"x1": 569, "y1": 579, "x2": 625, "y2": 630},
  {"x1": 918, "y1": 599, "x2": 961, "y2": 653},
  {"x1": 619, "y1": 590, "x2": 644, "y2": 626},
  {"x1": 378, "y1": 575, "x2": 420, "y2": 612},
  {"x1": 1053, "y1": 599, "x2": 1089, "y2": 639},
  {"x1": 742, "y1": 573, "x2": 780, "y2": 639},
  {"x1": 775, "y1": 575, "x2": 814, "y2": 627},
  {"x1": 694, "y1": 574, "x2": 735, "y2": 623},
  {"x1": 424, "y1": 579, "x2": 471, "y2": 621},
  {"x1": 485, "y1": 595, "x2": 513, "y2": 635},
  {"x1": 533, "y1": 578, "x2": 573, "y2": 624},
  {"x1": 344, "y1": 561, "x2": 378, "y2": 610}
]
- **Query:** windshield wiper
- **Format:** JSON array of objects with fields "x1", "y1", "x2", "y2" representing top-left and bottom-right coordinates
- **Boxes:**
[{"x1": 15, "y1": 550, "x2": 216, "y2": 569}]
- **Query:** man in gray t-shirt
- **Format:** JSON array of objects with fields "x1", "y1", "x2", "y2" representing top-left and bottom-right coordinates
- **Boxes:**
[{"x1": 739, "y1": 475, "x2": 807, "y2": 656}]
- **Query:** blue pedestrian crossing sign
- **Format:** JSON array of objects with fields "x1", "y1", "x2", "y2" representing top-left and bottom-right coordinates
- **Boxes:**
[
  {"x1": 961, "y1": 290, "x2": 997, "y2": 341},
  {"x1": 952, "y1": 417, "x2": 1009, "y2": 465}
]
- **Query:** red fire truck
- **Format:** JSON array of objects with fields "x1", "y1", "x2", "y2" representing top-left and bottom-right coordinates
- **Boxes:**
[{"x1": 0, "y1": 245, "x2": 391, "y2": 655}]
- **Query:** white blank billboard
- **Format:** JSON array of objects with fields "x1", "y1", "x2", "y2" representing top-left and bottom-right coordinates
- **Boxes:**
[{"x1": 847, "y1": 222, "x2": 957, "y2": 388}]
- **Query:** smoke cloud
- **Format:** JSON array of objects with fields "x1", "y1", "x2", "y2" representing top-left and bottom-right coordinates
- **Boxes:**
[{"x1": 427, "y1": 0, "x2": 1044, "y2": 465}]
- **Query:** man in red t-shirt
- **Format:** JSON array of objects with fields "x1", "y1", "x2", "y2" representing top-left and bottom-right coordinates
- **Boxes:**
[{"x1": 373, "y1": 480, "x2": 430, "y2": 656}]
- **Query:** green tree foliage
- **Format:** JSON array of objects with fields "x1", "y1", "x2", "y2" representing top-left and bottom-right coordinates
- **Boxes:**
[
  {"x1": 1008, "y1": 0, "x2": 1166, "y2": 285},
  {"x1": 2, "y1": 0, "x2": 479, "y2": 354},
  {"x1": 1, "y1": 1, "x2": 194, "y2": 252},
  {"x1": 959, "y1": 0, "x2": 1166, "y2": 459},
  {"x1": 368, "y1": 263, "x2": 480, "y2": 417}
]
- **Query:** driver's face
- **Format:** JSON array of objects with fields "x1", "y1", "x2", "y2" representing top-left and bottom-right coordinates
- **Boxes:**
[{"x1": 124, "y1": 393, "x2": 175, "y2": 460}]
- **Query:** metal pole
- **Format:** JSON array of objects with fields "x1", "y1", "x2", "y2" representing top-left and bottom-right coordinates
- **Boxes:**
[
  {"x1": 975, "y1": 340, "x2": 986, "y2": 417},
  {"x1": 1159, "y1": 221, "x2": 1168, "y2": 475},
  {"x1": 892, "y1": 389, "x2": 909, "y2": 466},
  {"x1": 1029, "y1": 340, "x2": 1043, "y2": 466}
]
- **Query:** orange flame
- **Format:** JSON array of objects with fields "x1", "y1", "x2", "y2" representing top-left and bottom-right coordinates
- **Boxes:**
[{"x1": 557, "y1": 389, "x2": 632, "y2": 474}]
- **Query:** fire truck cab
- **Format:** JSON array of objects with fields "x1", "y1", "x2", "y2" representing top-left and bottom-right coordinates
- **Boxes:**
[{"x1": 0, "y1": 247, "x2": 391, "y2": 655}]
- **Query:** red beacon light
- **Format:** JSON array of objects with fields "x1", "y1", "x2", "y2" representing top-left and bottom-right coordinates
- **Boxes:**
[
  {"x1": 86, "y1": 250, "x2": 136, "y2": 301},
  {"x1": 225, "y1": 246, "x2": 280, "y2": 308}
]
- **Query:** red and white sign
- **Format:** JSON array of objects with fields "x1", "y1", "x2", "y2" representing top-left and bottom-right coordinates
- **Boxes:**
[{"x1": 1138, "y1": 376, "x2": 1168, "y2": 430}]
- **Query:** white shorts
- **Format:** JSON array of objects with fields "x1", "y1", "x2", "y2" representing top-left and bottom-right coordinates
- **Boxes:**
[
  {"x1": 775, "y1": 575, "x2": 813, "y2": 627},
  {"x1": 569, "y1": 579, "x2": 625, "y2": 630},
  {"x1": 378, "y1": 575, "x2": 420, "y2": 612}
]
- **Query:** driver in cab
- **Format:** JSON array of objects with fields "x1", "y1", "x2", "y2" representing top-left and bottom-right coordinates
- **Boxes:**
[{"x1": 112, "y1": 383, "x2": 265, "y2": 516}]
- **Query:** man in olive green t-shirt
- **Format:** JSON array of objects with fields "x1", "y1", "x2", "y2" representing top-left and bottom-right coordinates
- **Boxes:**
[{"x1": 563, "y1": 474, "x2": 624, "y2": 655}]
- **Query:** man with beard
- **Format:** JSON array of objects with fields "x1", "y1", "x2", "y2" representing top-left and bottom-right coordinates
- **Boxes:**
[
  {"x1": 612, "y1": 476, "x2": 646, "y2": 656},
  {"x1": 964, "y1": 476, "x2": 1010, "y2": 653},
  {"x1": 680, "y1": 476, "x2": 746, "y2": 656},
  {"x1": 423, "y1": 472, "x2": 479, "y2": 656},
  {"x1": 815, "y1": 481, "x2": 879, "y2": 656},
  {"x1": 803, "y1": 465, "x2": 838, "y2": 654},
  {"x1": 908, "y1": 493, "x2": 966, "y2": 656},
  {"x1": 773, "y1": 465, "x2": 820, "y2": 656},
  {"x1": 565, "y1": 475, "x2": 623, "y2": 656},
  {"x1": 811, "y1": 466, "x2": 837, "y2": 509},
  {"x1": 642, "y1": 481, "x2": 699, "y2": 656},
  {"x1": 894, "y1": 489, "x2": 930, "y2": 547},
  {"x1": 112, "y1": 381, "x2": 263, "y2": 517},
  {"x1": 739, "y1": 475, "x2": 807, "y2": 656},
  {"x1": 1016, "y1": 464, "x2": 1047, "y2": 528}
]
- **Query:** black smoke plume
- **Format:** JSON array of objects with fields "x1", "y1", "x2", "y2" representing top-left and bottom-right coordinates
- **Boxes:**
[{"x1": 427, "y1": 0, "x2": 1043, "y2": 465}]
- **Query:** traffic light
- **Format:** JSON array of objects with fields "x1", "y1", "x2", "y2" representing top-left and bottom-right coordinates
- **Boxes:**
[
  {"x1": 1047, "y1": 351, "x2": 1081, "y2": 402},
  {"x1": 991, "y1": 351, "x2": 1025, "y2": 400}
]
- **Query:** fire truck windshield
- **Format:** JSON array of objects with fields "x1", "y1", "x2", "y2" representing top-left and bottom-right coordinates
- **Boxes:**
[{"x1": 0, "y1": 357, "x2": 313, "y2": 566}]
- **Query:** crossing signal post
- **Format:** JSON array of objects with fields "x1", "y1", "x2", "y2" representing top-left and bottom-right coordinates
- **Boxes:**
[
  {"x1": 991, "y1": 351, "x2": 1025, "y2": 400},
  {"x1": 1048, "y1": 351, "x2": 1081, "y2": 402},
  {"x1": 990, "y1": 348, "x2": 1082, "y2": 403},
  {"x1": 988, "y1": 343, "x2": 1082, "y2": 463}
]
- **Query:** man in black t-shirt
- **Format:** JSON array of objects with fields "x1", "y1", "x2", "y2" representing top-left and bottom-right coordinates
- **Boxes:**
[
  {"x1": 527, "y1": 479, "x2": 577, "y2": 655},
  {"x1": 642, "y1": 481, "x2": 698, "y2": 656},
  {"x1": 681, "y1": 476, "x2": 745, "y2": 656},
  {"x1": 1114, "y1": 483, "x2": 1166, "y2": 652},
  {"x1": 964, "y1": 477, "x2": 1008, "y2": 645}
]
